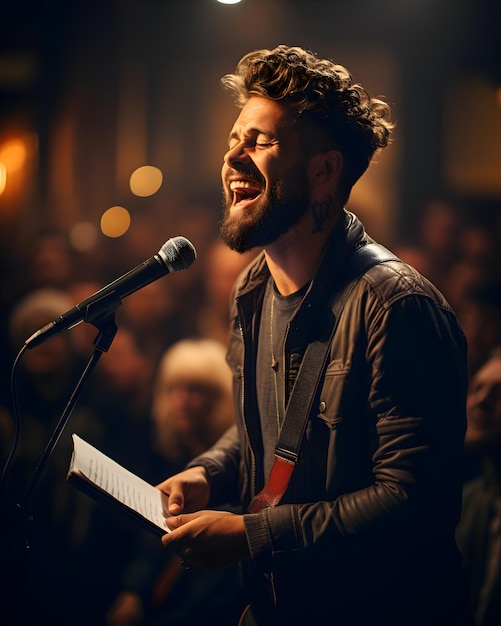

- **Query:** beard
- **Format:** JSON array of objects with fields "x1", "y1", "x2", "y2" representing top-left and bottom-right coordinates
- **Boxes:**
[{"x1": 219, "y1": 171, "x2": 310, "y2": 254}]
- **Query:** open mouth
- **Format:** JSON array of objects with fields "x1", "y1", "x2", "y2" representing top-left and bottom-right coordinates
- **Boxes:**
[{"x1": 229, "y1": 179, "x2": 262, "y2": 206}]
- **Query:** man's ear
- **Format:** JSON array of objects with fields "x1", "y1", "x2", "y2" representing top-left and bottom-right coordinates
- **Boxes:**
[{"x1": 308, "y1": 150, "x2": 343, "y2": 187}]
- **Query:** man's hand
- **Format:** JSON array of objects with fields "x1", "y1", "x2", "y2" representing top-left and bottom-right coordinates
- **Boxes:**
[
  {"x1": 156, "y1": 466, "x2": 211, "y2": 515},
  {"x1": 162, "y1": 509, "x2": 250, "y2": 570}
]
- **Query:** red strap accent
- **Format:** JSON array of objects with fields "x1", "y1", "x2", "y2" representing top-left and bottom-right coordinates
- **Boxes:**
[{"x1": 247, "y1": 456, "x2": 295, "y2": 513}]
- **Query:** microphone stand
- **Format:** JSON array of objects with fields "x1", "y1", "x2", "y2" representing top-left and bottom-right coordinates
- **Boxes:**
[{"x1": 0, "y1": 293, "x2": 121, "y2": 626}]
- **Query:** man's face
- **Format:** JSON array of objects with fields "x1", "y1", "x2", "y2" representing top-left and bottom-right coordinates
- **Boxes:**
[
  {"x1": 220, "y1": 96, "x2": 311, "y2": 253},
  {"x1": 466, "y1": 356, "x2": 501, "y2": 451}
]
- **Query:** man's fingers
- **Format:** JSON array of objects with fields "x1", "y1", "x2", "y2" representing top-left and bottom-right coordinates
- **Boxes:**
[
  {"x1": 162, "y1": 514, "x2": 190, "y2": 548},
  {"x1": 165, "y1": 514, "x2": 184, "y2": 530},
  {"x1": 168, "y1": 493, "x2": 183, "y2": 515}
]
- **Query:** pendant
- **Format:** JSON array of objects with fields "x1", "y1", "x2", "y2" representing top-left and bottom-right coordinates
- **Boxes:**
[{"x1": 271, "y1": 357, "x2": 279, "y2": 371}]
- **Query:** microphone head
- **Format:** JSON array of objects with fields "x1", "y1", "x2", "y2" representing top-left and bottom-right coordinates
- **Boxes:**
[{"x1": 158, "y1": 236, "x2": 197, "y2": 272}]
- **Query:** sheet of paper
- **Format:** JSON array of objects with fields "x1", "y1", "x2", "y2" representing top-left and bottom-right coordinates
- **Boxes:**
[{"x1": 71, "y1": 433, "x2": 170, "y2": 533}]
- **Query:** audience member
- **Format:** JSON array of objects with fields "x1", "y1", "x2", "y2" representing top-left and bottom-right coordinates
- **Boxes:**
[
  {"x1": 457, "y1": 347, "x2": 501, "y2": 626},
  {"x1": 117, "y1": 279, "x2": 183, "y2": 366},
  {"x1": 457, "y1": 286, "x2": 501, "y2": 378},
  {"x1": 196, "y1": 239, "x2": 257, "y2": 345},
  {"x1": 0, "y1": 230, "x2": 80, "y2": 414},
  {"x1": 394, "y1": 198, "x2": 462, "y2": 291},
  {"x1": 24, "y1": 229, "x2": 78, "y2": 292},
  {"x1": 396, "y1": 202, "x2": 501, "y2": 377},
  {"x1": 1, "y1": 288, "x2": 138, "y2": 626},
  {"x1": 166, "y1": 203, "x2": 221, "y2": 340},
  {"x1": 443, "y1": 224, "x2": 495, "y2": 312},
  {"x1": 93, "y1": 325, "x2": 156, "y2": 480},
  {"x1": 66, "y1": 279, "x2": 109, "y2": 357},
  {"x1": 106, "y1": 338, "x2": 245, "y2": 626}
]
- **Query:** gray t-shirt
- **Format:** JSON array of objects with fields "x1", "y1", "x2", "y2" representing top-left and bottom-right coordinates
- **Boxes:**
[{"x1": 256, "y1": 277, "x2": 308, "y2": 480}]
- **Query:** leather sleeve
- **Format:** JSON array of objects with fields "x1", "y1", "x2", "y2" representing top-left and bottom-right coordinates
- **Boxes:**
[
  {"x1": 186, "y1": 424, "x2": 242, "y2": 507},
  {"x1": 244, "y1": 288, "x2": 468, "y2": 572}
]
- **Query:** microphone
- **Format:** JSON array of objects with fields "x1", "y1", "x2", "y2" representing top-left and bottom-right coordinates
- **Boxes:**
[{"x1": 25, "y1": 236, "x2": 196, "y2": 349}]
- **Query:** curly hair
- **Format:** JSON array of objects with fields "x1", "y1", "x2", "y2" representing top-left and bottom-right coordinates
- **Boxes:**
[{"x1": 221, "y1": 45, "x2": 394, "y2": 205}]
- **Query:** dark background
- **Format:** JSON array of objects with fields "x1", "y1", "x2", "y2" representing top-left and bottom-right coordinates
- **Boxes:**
[{"x1": 1, "y1": 0, "x2": 500, "y2": 253}]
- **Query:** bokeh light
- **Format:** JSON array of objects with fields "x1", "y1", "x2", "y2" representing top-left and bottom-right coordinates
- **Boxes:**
[
  {"x1": 0, "y1": 162, "x2": 6, "y2": 196},
  {"x1": 0, "y1": 138, "x2": 27, "y2": 172},
  {"x1": 129, "y1": 165, "x2": 163, "y2": 197},
  {"x1": 70, "y1": 221, "x2": 99, "y2": 251},
  {"x1": 100, "y1": 206, "x2": 131, "y2": 238}
]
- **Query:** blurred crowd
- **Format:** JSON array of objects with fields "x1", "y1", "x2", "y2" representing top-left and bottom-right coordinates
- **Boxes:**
[
  {"x1": 0, "y1": 202, "x2": 255, "y2": 625},
  {"x1": 393, "y1": 198, "x2": 501, "y2": 379},
  {"x1": 0, "y1": 196, "x2": 500, "y2": 625}
]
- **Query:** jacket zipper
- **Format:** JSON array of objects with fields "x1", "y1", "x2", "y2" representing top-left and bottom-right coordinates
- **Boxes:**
[
  {"x1": 239, "y1": 297, "x2": 278, "y2": 606},
  {"x1": 237, "y1": 315, "x2": 257, "y2": 502}
]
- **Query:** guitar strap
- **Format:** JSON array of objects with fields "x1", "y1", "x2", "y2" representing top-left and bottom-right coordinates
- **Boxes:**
[{"x1": 247, "y1": 242, "x2": 399, "y2": 514}]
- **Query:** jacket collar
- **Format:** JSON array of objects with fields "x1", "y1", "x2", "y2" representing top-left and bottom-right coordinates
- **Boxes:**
[
  {"x1": 235, "y1": 209, "x2": 367, "y2": 303},
  {"x1": 232, "y1": 211, "x2": 369, "y2": 348}
]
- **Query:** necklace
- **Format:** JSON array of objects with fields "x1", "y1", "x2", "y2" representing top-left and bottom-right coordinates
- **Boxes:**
[
  {"x1": 267, "y1": 280, "x2": 309, "y2": 438},
  {"x1": 270, "y1": 290, "x2": 281, "y2": 434},
  {"x1": 270, "y1": 291, "x2": 279, "y2": 372}
]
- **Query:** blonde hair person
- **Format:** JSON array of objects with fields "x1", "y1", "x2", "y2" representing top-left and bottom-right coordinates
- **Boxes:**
[
  {"x1": 151, "y1": 338, "x2": 234, "y2": 464},
  {"x1": 106, "y1": 338, "x2": 242, "y2": 626}
]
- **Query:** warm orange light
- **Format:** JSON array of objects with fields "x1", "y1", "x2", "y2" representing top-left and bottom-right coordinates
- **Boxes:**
[
  {"x1": 0, "y1": 139, "x2": 28, "y2": 172},
  {"x1": 0, "y1": 162, "x2": 6, "y2": 195},
  {"x1": 496, "y1": 86, "x2": 501, "y2": 109},
  {"x1": 100, "y1": 206, "x2": 131, "y2": 238},
  {"x1": 129, "y1": 165, "x2": 163, "y2": 197}
]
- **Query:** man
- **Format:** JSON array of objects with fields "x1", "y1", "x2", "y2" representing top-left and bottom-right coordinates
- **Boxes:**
[
  {"x1": 159, "y1": 45, "x2": 471, "y2": 625},
  {"x1": 457, "y1": 347, "x2": 501, "y2": 626}
]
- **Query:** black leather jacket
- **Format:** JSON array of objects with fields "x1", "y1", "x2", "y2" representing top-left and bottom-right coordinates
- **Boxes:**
[{"x1": 190, "y1": 211, "x2": 470, "y2": 625}]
